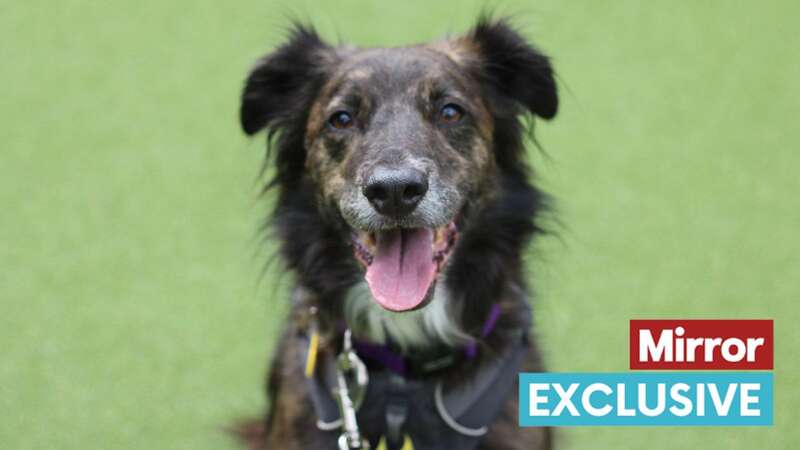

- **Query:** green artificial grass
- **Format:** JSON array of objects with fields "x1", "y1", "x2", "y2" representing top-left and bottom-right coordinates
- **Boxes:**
[{"x1": 2, "y1": 1, "x2": 798, "y2": 449}]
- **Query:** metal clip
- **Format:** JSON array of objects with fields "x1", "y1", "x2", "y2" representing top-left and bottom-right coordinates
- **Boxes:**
[{"x1": 336, "y1": 329, "x2": 370, "y2": 450}]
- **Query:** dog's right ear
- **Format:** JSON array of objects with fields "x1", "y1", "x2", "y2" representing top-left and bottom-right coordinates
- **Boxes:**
[
  {"x1": 240, "y1": 25, "x2": 334, "y2": 135},
  {"x1": 458, "y1": 17, "x2": 558, "y2": 120}
]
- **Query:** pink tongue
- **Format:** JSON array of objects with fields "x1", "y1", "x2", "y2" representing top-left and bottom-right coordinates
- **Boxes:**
[{"x1": 365, "y1": 228, "x2": 437, "y2": 311}]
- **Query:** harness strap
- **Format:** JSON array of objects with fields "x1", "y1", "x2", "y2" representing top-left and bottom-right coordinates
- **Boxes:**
[
  {"x1": 437, "y1": 331, "x2": 527, "y2": 435},
  {"x1": 301, "y1": 333, "x2": 345, "y2": 430},
  {"x1": 384, "y1": 374, "x2": 409, "y2": 449}
]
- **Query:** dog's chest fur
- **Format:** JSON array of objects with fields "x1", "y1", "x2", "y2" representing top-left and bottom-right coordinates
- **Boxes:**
[{"x1": 344, "y1": 280, "x2": 468, "y2": 351}]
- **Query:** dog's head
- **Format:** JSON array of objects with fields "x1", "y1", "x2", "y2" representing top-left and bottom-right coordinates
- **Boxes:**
[{"x1": 241, "y1": 18, "x2": 557, "y2": 313}]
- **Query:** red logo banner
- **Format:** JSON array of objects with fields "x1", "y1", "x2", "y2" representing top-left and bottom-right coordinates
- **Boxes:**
[{"x1": 630, "y1": 320, "x2": 773, "y2": 370}]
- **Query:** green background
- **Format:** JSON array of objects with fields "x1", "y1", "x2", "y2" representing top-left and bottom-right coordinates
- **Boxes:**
[{"x1": 2, "y1": 1, "x2": 797, "y2": 449}]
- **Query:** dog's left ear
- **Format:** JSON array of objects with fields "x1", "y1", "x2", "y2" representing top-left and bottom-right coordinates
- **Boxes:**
[
  {"x1": 240, "y1": 24, "x2": 335, "y2": 135},
  {"x1": 460, "y1": 18, "x2": 558, "y2": 119}
]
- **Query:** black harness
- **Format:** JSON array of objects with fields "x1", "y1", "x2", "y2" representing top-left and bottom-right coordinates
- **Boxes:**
[{"x1": 301, "y1": 308, "x2": 527, "y2": 450}]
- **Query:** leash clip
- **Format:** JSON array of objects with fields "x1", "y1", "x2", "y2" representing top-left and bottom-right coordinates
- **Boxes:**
[{"x1": 336, "y1": 329, "x2": 370, "y2": 450}]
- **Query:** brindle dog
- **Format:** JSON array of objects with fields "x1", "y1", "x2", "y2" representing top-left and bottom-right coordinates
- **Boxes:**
[{"x1": 237, "y1": 17, "x2": 558, "y2": 450}]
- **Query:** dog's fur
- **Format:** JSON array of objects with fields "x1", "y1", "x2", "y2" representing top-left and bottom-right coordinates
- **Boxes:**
[{"x1": 237, "y1": 17, "x2": 558, "y2": 450}]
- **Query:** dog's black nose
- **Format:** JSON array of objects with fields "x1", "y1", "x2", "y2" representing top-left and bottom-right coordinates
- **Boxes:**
[{"x1": 363, "y1": 168, "x2": 428, "y2": 218}]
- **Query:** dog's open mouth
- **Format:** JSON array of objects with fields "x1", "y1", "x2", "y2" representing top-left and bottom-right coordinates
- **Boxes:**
[{"x1": 352, "y1": 223, "x2": 457, "y2": 312}]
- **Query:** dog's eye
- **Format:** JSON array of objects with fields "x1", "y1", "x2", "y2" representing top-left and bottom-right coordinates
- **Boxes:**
[
  {"x1": 438, "y1": 103, "x2": 465, "y2": 124},
  {"x1": 328, "y1": 111, "x2": 354, "y2": 130}
]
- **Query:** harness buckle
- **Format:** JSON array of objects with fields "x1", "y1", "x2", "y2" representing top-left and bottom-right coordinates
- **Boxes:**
[{"x1": 336, "y1": 329, "x2": 370, "y2": 449}]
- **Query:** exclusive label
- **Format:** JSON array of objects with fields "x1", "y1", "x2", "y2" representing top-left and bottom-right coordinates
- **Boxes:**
[
  {"x1": 519, "y1": 372, "x2": 773, "y2": 426},
  {"x1": 630, "y1": 320, "x2": 774, "y2": 370}
]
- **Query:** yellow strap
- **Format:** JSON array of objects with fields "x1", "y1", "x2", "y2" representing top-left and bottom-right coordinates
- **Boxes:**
[
  {"x1": 377, "y1": 435, "x2": 414, "y2": 450},
  {"x1": 304, "y1": 330, "x2": 319, "y2": 378}
]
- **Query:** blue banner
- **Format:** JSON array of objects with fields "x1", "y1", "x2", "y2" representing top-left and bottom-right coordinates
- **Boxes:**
[{"x1": 518, "y1": 372, "x2": 772, "y2": 426}]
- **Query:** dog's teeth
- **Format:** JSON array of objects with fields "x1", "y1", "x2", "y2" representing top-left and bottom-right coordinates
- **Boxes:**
[{"x1": 353, "y1": 237, "x2": 375, "y2": 267}]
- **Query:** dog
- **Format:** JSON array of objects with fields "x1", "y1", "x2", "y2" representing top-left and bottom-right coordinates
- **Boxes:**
[{"x1": 236, "y1": 16, "x2": 558, "y2": 450}]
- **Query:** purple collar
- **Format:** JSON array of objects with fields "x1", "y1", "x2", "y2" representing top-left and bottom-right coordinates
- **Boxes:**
[
  {"x1": 351, "y1": 303, "x2": 502, "y2": 376},
  {"x1": 465, "y1": 303, "x2": 502, "y2": 358}
]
